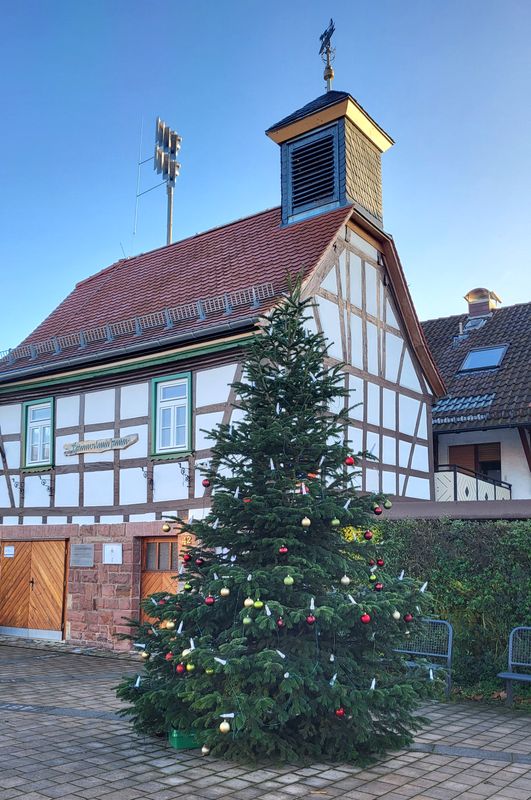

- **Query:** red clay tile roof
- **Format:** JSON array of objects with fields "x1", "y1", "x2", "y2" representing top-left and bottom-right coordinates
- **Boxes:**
[
  {"x1": 422, "y1": 302, "x2": 531, "y2": 430},
  {"x1": 0, "y1": 206, "x2": 352, "y2": 376}
]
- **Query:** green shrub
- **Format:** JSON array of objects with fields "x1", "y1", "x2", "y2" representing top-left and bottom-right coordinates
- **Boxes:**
[{"x1": 379, "y1": 519, "x2": 531, "y2": 692}]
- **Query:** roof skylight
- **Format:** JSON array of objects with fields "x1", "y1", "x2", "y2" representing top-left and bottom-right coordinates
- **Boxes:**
[{"x1": 459, "y1": 345, "x2": 507, "y2": 372}]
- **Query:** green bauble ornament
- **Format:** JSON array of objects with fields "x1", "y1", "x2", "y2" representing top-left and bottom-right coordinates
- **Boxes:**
[
  {"x1": 242, "y1": 616, "x2": 252, "y2": 626},
  {"x1": 331, "y1": 518, "x2": 340, "y2": 527},
  {"x1": 253, "y1": 599, "x2": 264, "y2": 609},
  {"x1": 283, "y1": 575, "x2": 294, "y2": 586},
  {"x1": 369, "y1": 574, "x2": 377, "y2": 582},
  {"x1": 384, "y1": 499, "x2": 393, "y2": 509},
  {"x1": 183, "y1": 583, "x2": 192, "y2": 592}
]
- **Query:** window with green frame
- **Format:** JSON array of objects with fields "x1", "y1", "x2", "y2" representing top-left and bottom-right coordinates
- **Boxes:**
[
  {"x1": 152, "y1": 373, "x2": 192, "y2": 455},
  {"x1": 23, "y1": 398, "x2": 54, "y2": 467}
]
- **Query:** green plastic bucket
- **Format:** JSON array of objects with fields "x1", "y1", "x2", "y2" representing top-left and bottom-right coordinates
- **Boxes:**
[{"x1": 168, "y1": 729, "x2": 199, "y2": 750}]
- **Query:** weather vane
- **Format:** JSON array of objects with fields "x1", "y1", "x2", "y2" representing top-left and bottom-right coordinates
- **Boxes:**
[{"x1": 319, "y1": 19, "x2": 336, "y2": 92}]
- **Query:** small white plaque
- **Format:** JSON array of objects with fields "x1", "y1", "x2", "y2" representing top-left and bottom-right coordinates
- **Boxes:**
[
  {"x1": 3, "y1": 545, "x2": 15, "y2": 558},
  {"x1": 102, "y1": 543, "x2": 123, "y2": 565}
]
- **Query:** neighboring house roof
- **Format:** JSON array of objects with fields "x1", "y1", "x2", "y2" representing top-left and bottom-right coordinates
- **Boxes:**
[
  {"x1": 422, "y1": 302, "x2": 531, "y2": 431},
  {"x1": 0, "y1": 204, "x2": 445, "y2": 398}
]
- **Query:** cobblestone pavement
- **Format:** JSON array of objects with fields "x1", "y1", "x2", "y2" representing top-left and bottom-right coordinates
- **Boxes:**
[{"x1": 0, "y1": 644, "x2": 530, "y2": 800}]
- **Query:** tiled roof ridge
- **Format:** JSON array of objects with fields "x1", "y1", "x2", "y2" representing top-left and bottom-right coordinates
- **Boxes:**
[
  {"x1": 422, "y1": 300, "x2": 531, "y2": 326},
  {"x1": 75, "y1": 205, "x2": 282, "y2": 290}
]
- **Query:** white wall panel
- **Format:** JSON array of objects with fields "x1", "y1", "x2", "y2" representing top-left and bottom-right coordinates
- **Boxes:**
[
  {"x1": 400, "y1": 351, "x2": 422, "y2": 393},
  {"x1": 56, "y1": 435, "x2": 79, "y2": 466},
  {"x1": 4, "y1": 441, "x2": 20, "y2": 469},
  {"x1": 71, "y1": 516, "x2": 94, "y2": 524},
  {"x1": 365, "y1": 263, "x2": 378, "y2": 317},
  {"x1": 24, "y1": 476, "x2": 51, "y2": 508},
  {"x1": 84, "y1": 471, "x2": 114, "y2": 506},
  {"x1": 56, "y1": 396, "x2": 80, "y2": 429},
  {"x1": 382, "y1": 436, "x2": 396, "y2": 466},
  {"x1": 366, "y1": 382, "x2": 380, "y2": 426},
  {"x1": 418, "y1": 404, "x2": 428, "y2": 440},
  {"x1": 119, "y1": 468, "x2": 147, "y2": 505},
  {"x1": 399, "y1": 440, "x2": 411, "y2": 468},
  {"x1": 119, "y1": 425, "x2": 148, "y2": 459},
  {"x1": 399, "y1": 395, "x2": 420, "y2": 437},
  {"x1": 350, "y1": 314, "x2": 363, "y2": 369},
  {"x1": 98, "y1": 515, "x2": 124, "y2": 523},
  {"x1": 385, "y1": 299, "x2": 399, "y2": 329},
  {"x1": 1, "y1": 517, "x2": 19, "y2": 525},
  {"x1": 195, "y1": 412, "x2": 224, "y2": 451},
  {"x1": 366, "y1": 431, "x2": 380, "y2": 459},
  {"x1": 47, "y1": 516, "x2": 68, "y2": 523},
  {"x1": 411, "y1": 444, "x2": 429, "y2": 473},
  {"x1": 382, "y1": 471, "x2": 396, "y2": 494},
  {"x1": 194, "y1": 458, "x2": 211, "y2": 497},
  {"x1": 385, "y1": 332, "x2": 402, "y2": 383},
  {"x1": 84, "y1": 389, "x2": 115, "y2": 425},
  {"x1": 405, "y1": 477, "x2": 430, "y2": 499},
  {"x1": 230, "y1": 407, "x2": 246, "y2": 426},
  {"x1": 350, "y1": 232, "x2": 379, "y2": 261},
  {"x1": 321, "y1": 265, "x2": 337, "y2": 294},
  {"x1": 365, "y1": 467, "x2": 380, "y2": 492},
  {"x1": 382, "y1": 389, "x2": 396, "y2": 431},
  {"x1": 348, "y1": 426, "x2": 363, "y2": 454},
  {"x1": 153, "y1": 462, "x2": 189, "y2": 502},
  {"x1": 318, "y1": 296, "x2": 343, "y2": 361},
  {"x1": 366, "y1": 322, "x2": 378, "y2": 375},
  {"x1": 23, "y1": 516, "x2": 43, "y2": 524},
  {"x1": 196, "y1": 364, "x2": 237, "y2": 408},
  {"x1": 0, "y1": 404, "x2": 21, "y2": 435},
  {"x1": 349, "y1": 253, "x2": 362, "y2": 308},
  {"x1": 129, "y1": 513, "x2": 156, "y2": 521},
  {"x1": 189, "y1": 507, "x2": 211, "y2": 521},
  {"x1": 55, "y1": 473, "x2": 79, "y2": 507},
  {"x1": 0, "y1": 476, "x2": 12, "y2": 508},
  {"x1": 338, "y1": 251, "x2": 347, "y2": 299},
  {"x1": 83, "y1": 429, "x2": 114, "y2": 463},
  {"x1": 348, "y1": 374, "x2": 363, "y2": 420},
  {"x1": 120, "y1": 382, "x2": 149, "y2": 419}
]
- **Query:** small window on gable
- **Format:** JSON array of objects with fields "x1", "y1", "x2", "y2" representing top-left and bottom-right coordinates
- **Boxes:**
[
  {"x1": 459, "y1": 345, "x2": 507, "y2": 372},
  {"x1": 288, "y1": 126, "x2": 339, "y2": 218},
  {"x1": 24, "y1": 399, "x2": 53, "y2": 467},
  {"x1": 153, "y1": 374, "x2": 191, "y2": 455}
]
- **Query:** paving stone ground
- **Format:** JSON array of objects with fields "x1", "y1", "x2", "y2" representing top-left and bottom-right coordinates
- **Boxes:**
[{"x1": 0, "y1": 643, "x2": 530, "y2": 800}]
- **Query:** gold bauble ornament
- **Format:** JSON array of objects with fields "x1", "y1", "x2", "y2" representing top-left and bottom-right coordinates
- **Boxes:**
[
  {"x1": 301, "y1": 516, "x2": 311, "y2": 527},
  {"x1": 165, "y1": 621, "x2": 175, "y2": 630},
  {"x1": 219, "y1": 721, "x2": 230, "y2": 734},
  {"x1": 243, "y1": 597, "x2": 254, "y2": 608},
  {"x1": 205, "y1": 667, "x2": 214, "y2": 675},
  {"x1": 162, "y1": 523, "x2": 171, "y2": 533},
  {"x1": 140, "y1": 651, "x2": 150, "y2": 659},
  {"x1": 186, "y1": 663, "x2": 195, "y2": 672},
  {"x1": 220, "y1": 587, "x2": 230, "y2": 597}
]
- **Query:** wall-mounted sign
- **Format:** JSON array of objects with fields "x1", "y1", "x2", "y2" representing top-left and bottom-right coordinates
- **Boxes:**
[
  {"x1": 102, "y1": 543, "x2": 123, "y2": 565},
  {"x1": 70, "y1": 543, "x2": 95, "y2": 567},
  {"x1": 64, "y1": 433, "x2": 138, "y2": 457},
  {"x1": 3, "y1": 545, "x2": 15, "y2": 558}
]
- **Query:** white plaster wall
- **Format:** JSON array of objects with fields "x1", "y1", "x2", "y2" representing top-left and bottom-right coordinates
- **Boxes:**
[
  {"x1": 399, "y1": 395, "x2": 421, "y2": 437},
  {"x1": 348, "y1": 426, "x2": 363, "y2": 454},
  {"x1": 400, "y1": 352, "x2": 422, "y2": 393},
  {"x1": 4, "y1": 441, "x2": 20, "y2": 469},
  {"x1": 24, "y1": 476, "x2": 51, "y2": 507},
  {"x1": 119, "y1": 424, "x2": 148, "y2": 459},
  {"x1": 47, "y1": 516, "x2": 68, "y2": 523},
  {"x1": 84, "y1": 470, "x2": 114, "y2": 506},
  {"x1": 382, "y1": 436, "x2": 396, "y2": 466},
  {"x1": 411, "y1": 444, "x2": 430, "y2": 473},
  {"x1": 349, "y1": 254, "x2": 362, "y2": 308},
  {"x1": 56, "y1": 396, "x2": 80, "y2": 428},
  {"x1": 365, "y1": 263, "x2": 378, "y2": 317},
  {"x1": 195, "y1": 364, "x2": 237, "y2": 408},
  {"x1": 365, "y1": 467, "x2": 379, "y2": 492},
  {"x1": 366, "y1": 382, "x2": 380, "y2": 426},
  {"x1": 385, "y1": 332, "x2": 402, "y2": 383},
  {"x1": 0, "y1": 404, "x2": 21, "y2": 434},
  {"x1": 382, "y1": 471, "x2": 396, "y2": 494},
  {"x1": 405, "y1": 476, "x2": 431, "y2": 499},
  {"x1": 318, "y1": 296, "x2": 343, "y2": 361},
  {"x1": 129, "y1": 512, "x2": 156, "y2": 522},
  {"x1": 350, "y1": 314, "x2": 363, "y2": 369},
  {"x1": 55, "y1": 473, "x2": 79, "y2": 507},
  {"x1": 194, "y1": 458, "x2": 211, "y2": 497},
  {"x1": 2, "y1": 516, "x2": 19, "y2": 525},
  {"x1": 98, "y1": 515, "x2": 124, "y2": 523},
  {"x1": 437, "y1": 428, "x2": 531, "y2": 500},
  {"x1": 195, "y1": 412, "x2": 224, "y2": 451},
  {"x1": 23, "y1": 516, "x2": 43, "y2": 524},
  {"x1": 350, "y1": 231, "x2": 378, "y2": 261},
  {"x1": 338, "y1": 250, "x2": 347, "y2": 298},
  {"x1": 321, "y1": 265, "x2": 337, "y2": 294},
  {"x1": 83, "y1": 429, "x2": 114, "y2": 463},
  {"x1": 84, "y1": 389, "x2": 115, "y2": 425},
  {"x1": 153, "y1": 462, "x2": 189, "y2": 502},
  {"x1": 382, "y1": 389, "x2": 396, "y2": 431},
  {"x1": 366, "y1": 322, "x2": 378, "y2": 375},
  {"x1": 119, "y1": 468, "x2": 147, "y2": 505},
  {"x1": 385, "y1": 299, "x2": 399, "y2": 329},
  {"x1": 0, "y1": 476, "x2": 12, "y2": 507},
  {"x1": 366, "y1": 430, "x2": 380, "y2": 459},
  {"x1": 120, "y1": 382, "x2": 149, "y2": 419},
  {"x1": 399, "y1": 440, "x2": 411, "y2": 468},
  {"x1": 348, "y1": 374, "x2": 363, "y2": 420},
  {"x1": 71, "y1": 516, "x2": 94, "y2": 524},
  {"x1": 56, "y1": 435, "x2": 79, "y2": 466}
]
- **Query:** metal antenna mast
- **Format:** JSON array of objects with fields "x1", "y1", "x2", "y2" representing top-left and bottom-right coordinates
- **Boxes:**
[
  {"x1": 319, "y1": 19, "x2": 336, "y2": 92},
  {"x1": 154, "y1": 117, "x2": 182, "y2": 245}
]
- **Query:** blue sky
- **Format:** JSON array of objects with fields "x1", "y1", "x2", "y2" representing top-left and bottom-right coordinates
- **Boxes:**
[{"x1": 1, "y1": 1, "x2": 530, "y2": 350}]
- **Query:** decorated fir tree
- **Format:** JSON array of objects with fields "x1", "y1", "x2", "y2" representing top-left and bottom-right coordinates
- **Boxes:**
[{"x1": 117, "y1": 285, "x2": 433, "y2": 762}]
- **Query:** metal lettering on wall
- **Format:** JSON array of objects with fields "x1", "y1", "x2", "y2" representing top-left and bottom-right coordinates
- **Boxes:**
[
  {"x1": 70, "y1": 543, "x2": 95, "y2": 567},
  {"x1": 64, "y1": 433, "x2": 139, "y2": 456}
]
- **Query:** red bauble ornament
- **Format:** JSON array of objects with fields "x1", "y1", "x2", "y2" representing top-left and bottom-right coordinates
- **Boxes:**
[
  {"x1": 158, "y1": 599, "x2": 166, "y2": 605},
  {"x1": 277, "y1": 618, "x2": 285, "y2": 628},
  {"x1": 205, "y1": 595, "x2": 215, "y2": 606},
  {"x1": 360, "y1": 613, "x2": 371, "y2": 624},
  {"x1": 176, "y1": 663, "x2": 186, "y2": 674},
  {"x1": 165, "y1": 652, "x2": 173, "y2": 661},
  {"x1": 364, "y1": 530, "x2": 373, "y2": 540},
  {"x1": 373, "y1": 506, "x2": 383, "y2": 516},
  {"x1": 335, "y1": 707, "x2": 345, "y2": 717},
  {"x1": 202, "y1": 478, "x2": 210, "y2": 488},
  {"x1": 243, "y1": 497, "x2": 252, "y2": 504},
  {"x1": 306, "y1": 615, "x2": 316, "y2": 625},
  {"x1": 344, "y1": 455, "x2": 355, "y2": 466},
  {"x1": 374, "y1": 583, "x2": 384, "y2": 592},
  {"x1": 377, "y1": 558, "x2": 385, "y2": 567},
  {"x1": 404, "y1": 613, "x2": 414, "y2": 623},
  {"x1": 182, "y1": 553, "x2": 192, "y2": 563},
  {"x1": 368, "y1": 559, "x2": 376, "y2": 566},
  {"x1": 278, "y1": 545, "x2": 288, "y2": 555},
  {"x1": 195, "y1": 558, "x2": 204, "y2": 566}
]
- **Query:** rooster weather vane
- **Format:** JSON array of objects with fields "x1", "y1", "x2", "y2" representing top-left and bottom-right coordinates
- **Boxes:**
[{"x1": 319, "y1": 19, "x2": 336, "y2": 92}]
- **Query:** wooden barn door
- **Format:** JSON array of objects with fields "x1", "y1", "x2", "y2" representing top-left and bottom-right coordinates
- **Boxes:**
[
  {"x1": 140, "y1": 538, "x2": 180, "y2": 620},
  {"x1": 0, "y1": 540, "x2": 66, "y2": 640}
]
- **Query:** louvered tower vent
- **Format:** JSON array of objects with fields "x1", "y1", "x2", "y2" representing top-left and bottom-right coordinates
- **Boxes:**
[{"x1": 266, "y1": 90, "x2": 394, "y2": 227}]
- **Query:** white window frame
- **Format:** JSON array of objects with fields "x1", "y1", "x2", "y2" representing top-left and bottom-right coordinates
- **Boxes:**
[
  {"x1": 154, "y1": 375, "x2": 191, "y2": 454},
  {"x1": 25, "y1": 400, "x2": 53, "y2": 466}
]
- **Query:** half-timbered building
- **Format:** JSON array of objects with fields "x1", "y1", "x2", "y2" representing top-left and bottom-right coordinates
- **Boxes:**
[{"x1": 0, "y1": 88, "x2": 444, "y2": 648}]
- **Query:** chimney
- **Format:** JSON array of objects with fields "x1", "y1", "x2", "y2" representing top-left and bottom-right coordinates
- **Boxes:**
[{"x1": 464, "y1": 288, "x2": 501, "y2": 318}]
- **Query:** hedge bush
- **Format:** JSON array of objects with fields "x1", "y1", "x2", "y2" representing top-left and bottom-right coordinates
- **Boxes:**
[{"x1": 379, "y1": 518, "x2": 531, "y2": 691}]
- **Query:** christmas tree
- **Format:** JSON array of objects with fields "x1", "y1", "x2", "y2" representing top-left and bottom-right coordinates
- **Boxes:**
[{"x1": 117, "y1": 284, "x2": 433, "y2": 762}]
